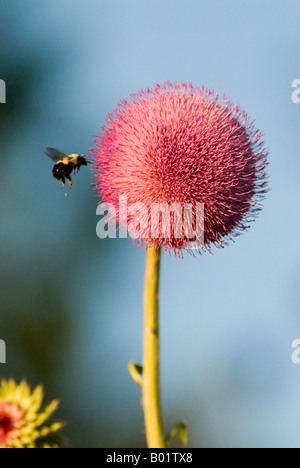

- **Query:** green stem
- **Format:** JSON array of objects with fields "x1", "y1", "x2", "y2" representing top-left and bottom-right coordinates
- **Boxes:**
[{"x1": 142, "y1": 246, "x2": 165, "y2": 448}]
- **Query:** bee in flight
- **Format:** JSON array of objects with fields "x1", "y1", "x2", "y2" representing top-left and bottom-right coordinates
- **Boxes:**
[{"x1": 46, "y1": 148, "x2": 89, "y2": 188}]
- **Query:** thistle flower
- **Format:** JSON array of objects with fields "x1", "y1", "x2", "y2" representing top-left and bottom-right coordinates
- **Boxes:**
[
  {"x1": 0, "y1": 380, "x2": 64, "y2": 448},
  {"x1": 91, "y1": 82, "x2": 268, "y2": 256}
]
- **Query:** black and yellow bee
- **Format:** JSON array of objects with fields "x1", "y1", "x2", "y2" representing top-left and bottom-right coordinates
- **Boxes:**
[{"x1": 46, "y1": 148, "x2": 89, "y2": 188}]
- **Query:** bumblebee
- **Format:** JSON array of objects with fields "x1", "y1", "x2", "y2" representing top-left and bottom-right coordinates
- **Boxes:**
[{"x1": 46, "y1": 148, "x2": 88, "y2": 188}]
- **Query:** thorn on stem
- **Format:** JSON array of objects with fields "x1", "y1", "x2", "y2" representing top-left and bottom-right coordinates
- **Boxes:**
[
  {"x1": 165, "y1": 421, "x2": 188, "y2": 447},
  {"x1": 128, "y1": 362, "x2": 144, "y2": 387}
]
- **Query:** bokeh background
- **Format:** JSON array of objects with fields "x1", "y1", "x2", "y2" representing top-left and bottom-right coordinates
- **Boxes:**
[{"x1": 1, "y1": 0, "x2": 300, "y2": 448}]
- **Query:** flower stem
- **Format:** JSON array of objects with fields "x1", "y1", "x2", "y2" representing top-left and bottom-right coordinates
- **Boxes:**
[{"x1": 142, "y1": 245, "x2": 165, "y2": 448}]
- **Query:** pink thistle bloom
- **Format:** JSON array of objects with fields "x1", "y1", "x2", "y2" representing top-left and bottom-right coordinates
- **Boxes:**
[
  {"x1": 0, "y1": 380, "x2": 64, "y2": 448},
  {"x1": 0, "y1": 403, "x2": 24, "y2": 447},
  {"x1": 91, "y1": 82, "x2": 268, "y2": 256}
]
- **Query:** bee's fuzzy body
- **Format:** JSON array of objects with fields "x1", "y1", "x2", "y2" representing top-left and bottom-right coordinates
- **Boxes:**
[
  {"x1": 46, "y1": 148, "x2": 88, "y2": 188},
  {"x1": 52, "y1": 155, "x2": 87, "y2": 187}
]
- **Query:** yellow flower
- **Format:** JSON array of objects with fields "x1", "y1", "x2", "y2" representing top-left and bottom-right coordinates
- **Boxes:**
[{"x1": 0, "y1": 380, "x2": 64, "y2": 448}]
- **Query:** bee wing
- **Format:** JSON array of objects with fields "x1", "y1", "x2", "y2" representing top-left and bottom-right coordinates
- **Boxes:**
[{"x1": 45, "y1": 147, "x2": 67, "y2": 162}]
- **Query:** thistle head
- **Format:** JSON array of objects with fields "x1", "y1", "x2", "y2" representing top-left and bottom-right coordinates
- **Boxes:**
[
  {"x1": 0, "y1": 380, "x2": 65, "y2": 448},
  {"x1": 91, "y1": 82, "x2": 268, "y2": 256}
]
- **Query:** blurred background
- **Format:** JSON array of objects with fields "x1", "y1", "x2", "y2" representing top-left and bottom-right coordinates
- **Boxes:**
[{"x1": 0, "y1": 0, "x2": 300, "y2": 448}]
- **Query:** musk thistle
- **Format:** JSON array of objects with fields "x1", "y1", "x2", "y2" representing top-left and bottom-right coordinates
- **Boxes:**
[{"x1": 0, "y1": 380, "x2": 64, "y2": 448}]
